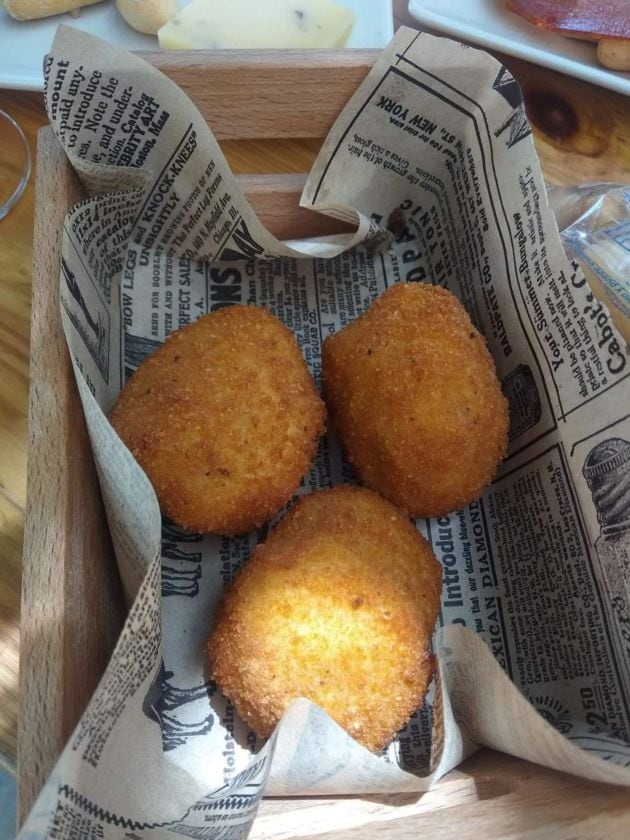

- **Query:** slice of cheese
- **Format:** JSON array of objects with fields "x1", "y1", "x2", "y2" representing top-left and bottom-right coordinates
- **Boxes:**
[{"x1": 158, "y1": 0, "x2": 355, "y2": 50}]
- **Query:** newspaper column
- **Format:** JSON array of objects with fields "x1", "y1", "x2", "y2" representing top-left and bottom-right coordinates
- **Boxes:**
[{"x1": 583, "y1": 439, "x2": 630, "y2": 626}]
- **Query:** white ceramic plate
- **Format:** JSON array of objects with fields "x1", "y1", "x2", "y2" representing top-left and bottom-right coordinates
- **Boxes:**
[
  {"x1": 0, "y1": 0, "x2": 393, "y2": 90},
  {"x1": 408, "y1": 0, "x2": 630, "y2": 96}
]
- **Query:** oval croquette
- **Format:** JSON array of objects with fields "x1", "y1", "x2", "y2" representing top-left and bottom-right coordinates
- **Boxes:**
[
  {"x1": 322, "y1": 283, "x2": 509, "y2": 517},
  {"x1": 110, "y1": 306, "x2": 325, "y2": 534},
  {"x1": 207, "y1": 486, "x2": 441, "y2": 752}
]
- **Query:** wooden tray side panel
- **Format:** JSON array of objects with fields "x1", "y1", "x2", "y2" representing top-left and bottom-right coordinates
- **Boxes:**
[
  {"x1": 18, "y1": 127, "x2": 126, "y2": 823},
  {"x1": 141, "y1": 50, "x2": 376, "y2": 140},
  {"x1": 236, "y1": 174, "x2": 354, "y2": 239},
  {"x1": 253, "y1": 750, "x2": 630, "y2": 839}
]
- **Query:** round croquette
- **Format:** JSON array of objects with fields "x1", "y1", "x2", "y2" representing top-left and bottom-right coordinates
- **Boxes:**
[
  {"x1": 322, "y1": 283, "x2": 509, "y2": 517},
  {"x1": 110, "y1": 306, "x2": 325, "y2": 534},
  {"x1": 207, "y1": 486, "x2": 441, "y2": 752}
]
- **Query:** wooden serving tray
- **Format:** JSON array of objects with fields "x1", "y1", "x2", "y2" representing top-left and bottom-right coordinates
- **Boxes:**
[{"x1": 20, "y1": 50, "x2": 630, "y2": 837}]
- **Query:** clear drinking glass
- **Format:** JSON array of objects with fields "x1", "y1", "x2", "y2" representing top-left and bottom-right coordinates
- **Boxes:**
[{"x1": 0, "y1": 108, "x2": 31, "y2": 221}]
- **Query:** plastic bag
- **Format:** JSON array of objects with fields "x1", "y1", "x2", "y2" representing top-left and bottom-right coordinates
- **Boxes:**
[{"x1": 549, "y1": 182, "x2": 630, "y2": 344}]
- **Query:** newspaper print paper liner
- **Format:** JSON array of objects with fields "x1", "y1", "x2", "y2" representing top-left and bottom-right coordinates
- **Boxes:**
[{"x1": 20, "y1": 25, "x2": 630, "y2": 839}]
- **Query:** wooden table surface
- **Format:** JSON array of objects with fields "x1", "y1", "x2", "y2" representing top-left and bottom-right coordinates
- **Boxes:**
[{"x1": 1, "y1": 0, "x2": 630, "y2": 788}]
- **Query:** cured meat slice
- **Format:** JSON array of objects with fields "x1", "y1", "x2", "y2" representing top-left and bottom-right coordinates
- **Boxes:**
[{"x1": 506, "y1": 0, "x2": 630, "y2": 42}]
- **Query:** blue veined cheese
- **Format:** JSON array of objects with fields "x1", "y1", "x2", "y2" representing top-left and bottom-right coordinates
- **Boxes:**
[{"x1": 158, "y1": 0, "x2": 355, "y2": 49}]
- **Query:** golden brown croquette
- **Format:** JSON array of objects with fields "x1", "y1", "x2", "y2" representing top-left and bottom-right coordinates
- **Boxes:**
[
  {"x1": 322, "y1": 283, "x2": 509, "y2": 517},
  {"x1": 208, "y1": 486, "x2": 441, "y2": 752},
  {"x1": 110, "y1": 306, "x2": 325, "y2": 534}
]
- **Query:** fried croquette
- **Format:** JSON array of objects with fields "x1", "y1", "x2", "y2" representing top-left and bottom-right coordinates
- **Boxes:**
[
  {"x1": 109, "y1": 306, "x2": 325, "y2": 534},
  {"x1": 322, "y1": 283, "x2": 509, "y2": 518},
  {"x1": 208, "y1": 485, "x2": 441, "y2": 752}
]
